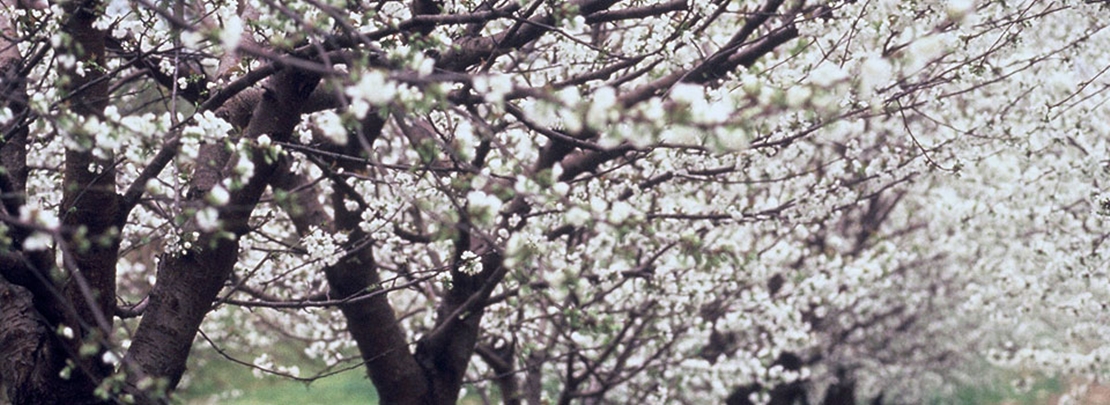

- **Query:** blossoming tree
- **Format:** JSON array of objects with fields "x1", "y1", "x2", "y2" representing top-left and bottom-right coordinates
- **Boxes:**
[{"x1": 1, "y1": 0, "x2": 1108, "y2": 404}]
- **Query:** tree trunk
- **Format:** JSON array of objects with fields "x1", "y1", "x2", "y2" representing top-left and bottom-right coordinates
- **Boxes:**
[
  {"x1": 267, "y1": 113, "x2": 434, "y2": 403},
  {"x1": 124, "y1": 66, "x2": 320, "y2": 399},
  {"x1": 0, "y1": 1, "x2": 119, "y2": 402},
  {"x1": 0, "y1": 279, "x2": 106, "y2": 404}
]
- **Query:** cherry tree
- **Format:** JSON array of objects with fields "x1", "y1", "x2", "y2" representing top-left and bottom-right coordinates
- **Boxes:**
[{"x1": 0, "y1": 0, "x2": 1108, "y2": 404}]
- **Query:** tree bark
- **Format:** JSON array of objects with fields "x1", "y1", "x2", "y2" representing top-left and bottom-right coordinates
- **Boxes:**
[
  {"x1": 0, "y1": 1, "x2": 120, "y2": 402},
  {"x1": 124, "y1": 66, "x2": 320, "y2": 399},
  {"x1": 268, "y1": 110, "x2": 435, "y2": 403},
  {"x1": 327, "y1": 241, "x2": 432, "y2": 404},
  {"x1": 414, "y1": 245, "x2": 504, "y2": 404},
  {"x1": 57, "y1": 0, "x2": 119, "y2": 339},
  {"x1": 0, "y1": 278, "x2": 107, "y2": 404}
]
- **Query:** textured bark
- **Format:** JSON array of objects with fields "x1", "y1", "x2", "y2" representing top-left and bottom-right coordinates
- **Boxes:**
[
  {"x1": 0, "y1": 9, "x2": 27, "y2": 221},
  {"x1": 270, "y1": 166, "x2": 434, "y2": 404},
  {"x1": 477, "y1": 344, "x2": 522, "y2": 405},
  {"x1": 327, "y1": 243, "x2": 432, "y2": 405},
  {"x1": 0, "y1": 254, "x2": 92, "y2": 401},
  {"x1": 0, "y1": 279, "x2": 104, "y2": 405},
  {"x1": 268, "y1": 159, "x2": 331, "y2": 235},
  {"x1": 57, "y1": 0, "x2": 120, "y2": 344},
  {"x1": 123, "y1": 236, "x2": 239, "y2": 395},
  {"x1": 409, "y1": 0, "x2": 443, "y2": 36},
  {"x1": 268, "y1": 109, "x2": 433, "y2": 404},
  {"x1": 414, "y1": 248, "x2": 504, "y2": 405},
  {"x1": 331, "y1": 158, "x2": 432, "y2": 404},
  {"x1": 0, "y1": 5, "x2": 51, "y2": 402},
  {"x1": 0, "y1": 1, "x2": 119, "y2": 403},
  {"x1": 522, "y1": 351, "x2": 547, "y2": 405},
  {"x1": 124, "y1": 66, "x2": 320, "y2": 398},
  {"x1": 437, "y1": 0, "x2": 621, "y2": 72}
]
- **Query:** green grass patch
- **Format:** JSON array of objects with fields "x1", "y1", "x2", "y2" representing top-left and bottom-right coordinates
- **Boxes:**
[
  {"x1": 176, "y1": 356, "x2": 379, "y2": 405},
  {"x1": 934, "y1": 375, "x2": 1062, "y2": 405}
]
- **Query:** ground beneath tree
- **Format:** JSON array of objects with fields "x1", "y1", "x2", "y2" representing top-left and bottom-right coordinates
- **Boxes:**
[{"x1": 1043, "y1": 380, "x2": 1110, "y2": 405}]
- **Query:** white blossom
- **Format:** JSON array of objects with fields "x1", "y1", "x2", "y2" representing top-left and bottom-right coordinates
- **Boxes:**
[
  {"x1": 313, "y1": 110, "x2": 347, "y2": 146},
  {"x1": 586, "y1": 86, "x2": 617, "y2": 129},
  {"x1": 207, "y1": 185, "x2": 230, "y2": 206},
  {"x1": 346, "y1": 70, "x2": 396, "y2": 117},
  {"x1": 467, "y1": 190, "x2": 503, "y2": 223},
  {"x1": 195, "y1": 207, "x2": 220, "y2": 232},
  {"x1": 670, "y1": 83, "x2": 704, "y2": 105},
  {"x1": 19, "y1": 204, "x2": 59, "y2": 229},
  {"x1": 12, "y1": 2, "x2": 1110, "y2": 404},
  {"x1": 221, "y1": 16, "x2": 244, "y2": 51},
  {"x1": 946, "y1": 0, "x2": 976, "y2": 21},
  {"x1": 785, "y1": 85, "x2": 812, "y2": 108},
  {"x1": 23, "y1": 231, "x2": 52, "y2": 251},
  {"x1": 59, "y1": 326, "x2": 74, "y2": 340},
  {"x1": 808, "y1": 63, "x2": 848, "y2": 87},
  {"x1": 859, "y1": 55, "x2": 893, "y2": 100},
  {"x1": 473, "y1": 74, "x2": 513, "y2": 104},
  {"x1": 460, "y1": 250, "x2": 483, "y2": 275}
]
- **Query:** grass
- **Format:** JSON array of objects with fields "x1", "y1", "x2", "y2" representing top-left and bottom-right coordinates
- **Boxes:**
[
  {"x1": 934, "y1": 375, "x2": 1062, "y2": 405},
  {"x1": 172, "y1": 321, "x2": 380, "y2": 405},
  {"x1": 174, "y1": 332, "x2": 1066, "y2": 405},
  {"x1": 178, "y1": 359, "x2": 1066, "y2": 405},
  {"x1": 176, "y1": 357, "x2": 379, "y2": 405}
]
